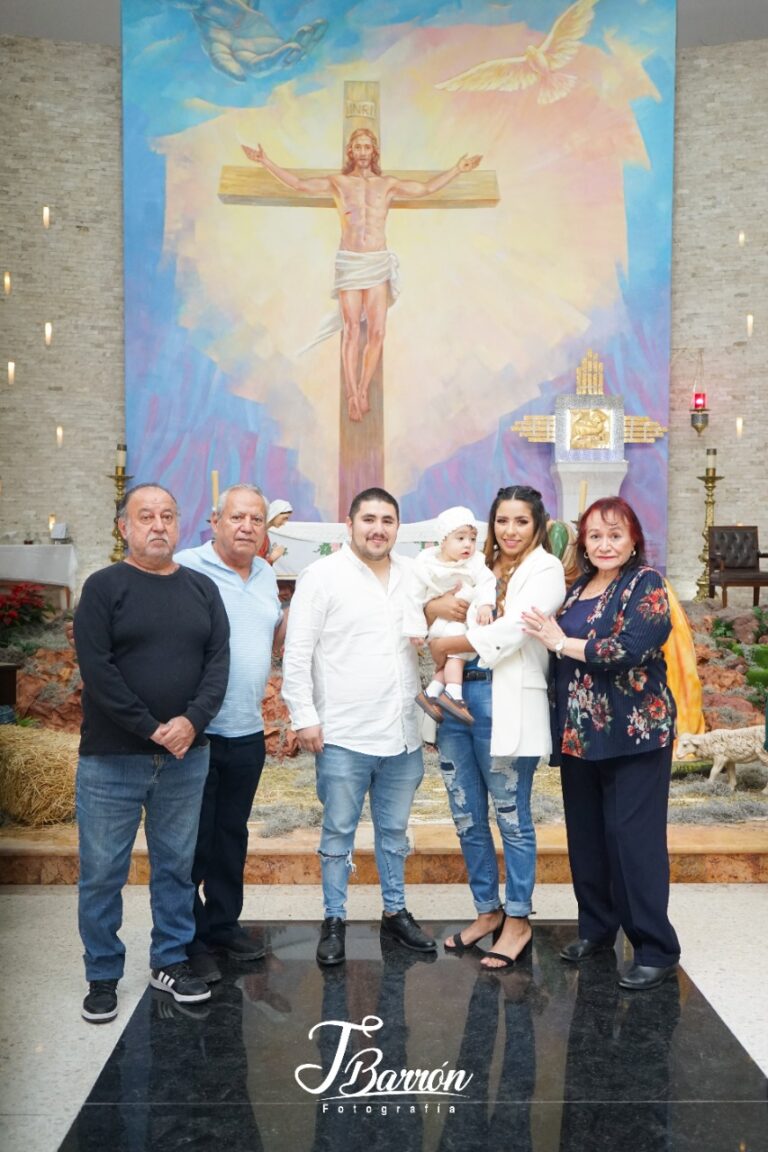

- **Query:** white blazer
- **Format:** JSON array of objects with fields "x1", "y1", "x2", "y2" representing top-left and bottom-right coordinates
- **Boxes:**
[{"x1": 466, "y1": 546, "x2": 566, "y2": 758}]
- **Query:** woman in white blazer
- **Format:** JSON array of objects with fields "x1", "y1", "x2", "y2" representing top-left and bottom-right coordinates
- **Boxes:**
[{"x1": 429, "y1": 486, "x2": 565, "y2": 969}]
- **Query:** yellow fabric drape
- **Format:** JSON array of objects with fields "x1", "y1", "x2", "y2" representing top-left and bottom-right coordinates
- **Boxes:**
[{"x1": 663, "y1": 579, "x2": 705, "y2": 747}]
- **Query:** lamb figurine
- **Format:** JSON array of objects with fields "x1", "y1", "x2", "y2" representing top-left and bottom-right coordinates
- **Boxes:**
[{"x1": 676, "y1": 726, "x2": 768, "y2": 792}]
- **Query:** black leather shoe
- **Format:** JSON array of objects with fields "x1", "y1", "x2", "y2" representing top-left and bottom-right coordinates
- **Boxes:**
[
  {"x1": 216, "y1": 930, "x2": 266, "y2": 961},
  {"x1": 380, "y1": 909, "x2": 437, "y2": 952},
  {"x1": 188, "y1": 951, "x2": 222, "y2": 983},
  {"x1": 317, "y1": 917, "x2": 346, "y2": 966},
  {"x1": 560, "y1": 937, "x2": 615, "y2": 962},
  {"x1": 618, "y1": 963, "x2": 678, "y2": 991}
]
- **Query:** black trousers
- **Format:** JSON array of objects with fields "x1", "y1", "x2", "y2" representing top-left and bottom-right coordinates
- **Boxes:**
[
  {"x1": 191, "y1": 731, "x2": 266, "y2": 949},
  {"x1": 560, "y1": 746, "x2": 680, "y2": 968}
]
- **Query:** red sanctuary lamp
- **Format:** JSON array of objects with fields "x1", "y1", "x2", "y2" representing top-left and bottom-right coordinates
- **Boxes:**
[{"x1": 690, "y1": 388, "x2": 709, "y2": 435}]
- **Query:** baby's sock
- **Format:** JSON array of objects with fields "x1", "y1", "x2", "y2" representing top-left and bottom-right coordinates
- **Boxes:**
[
  {"x1": 425, "y1": 680, "x2": 444, "y2": 698},
  {"x1": 444, "y1": 683, "x2": 463, "y2": 701}
]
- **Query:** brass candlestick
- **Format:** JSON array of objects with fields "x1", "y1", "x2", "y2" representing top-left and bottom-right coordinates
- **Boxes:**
[
  {"x1": 108, "y1": 451, "x2": 133, "y2": 563},
  {"x1": 694, "y1": 448, "x2": 722, "y2": 601}
]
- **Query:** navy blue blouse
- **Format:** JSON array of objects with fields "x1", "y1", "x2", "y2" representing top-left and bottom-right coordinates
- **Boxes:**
[{"x1": 551, "y1": 565, "x2": 675, "y2": 762}]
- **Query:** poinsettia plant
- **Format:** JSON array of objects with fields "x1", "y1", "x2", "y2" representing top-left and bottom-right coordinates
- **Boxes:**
[{"x1": 0, "y1": 582, "x2": 50, "y2": 634}]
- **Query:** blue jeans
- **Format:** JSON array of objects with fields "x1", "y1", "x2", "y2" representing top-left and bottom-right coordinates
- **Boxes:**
[
  {"x1": 76, "y1": 747, "x2": 209, "y2": 980},
  {"x1": 438, "y1": 677, "x2": 538, "y2": 918},
  {"x1": 315, "y1": 744, "x2": 424, "y2": 919}
]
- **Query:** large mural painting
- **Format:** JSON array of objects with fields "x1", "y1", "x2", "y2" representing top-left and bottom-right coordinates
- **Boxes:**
[{"x1": 122, "y1": 0, "x2": 676, "y2": 560}]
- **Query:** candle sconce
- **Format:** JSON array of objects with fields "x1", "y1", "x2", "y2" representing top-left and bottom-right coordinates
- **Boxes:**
[{"x1": 108, "y1": 444, "x2": 133, "y2": 563}]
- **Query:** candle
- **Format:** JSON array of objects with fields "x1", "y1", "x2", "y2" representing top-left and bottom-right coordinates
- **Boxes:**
[
  {"x1": 48, "y1": 515, "x2": 56, "y2": 532},
  {"x1": 705, "y1": 447, "x2": 716, "y2": 475},
  {"x1": 691, "y1": 390, "x2": 707, "y2": 411},
  {"x1": 578, "y1": 480, "x2": 588, "y2": 515},
  {"x1": 44, "y1": 322, "x2": 53, "y2": 346},
  {"x1": 7, "y1": 360, "x2": 14, "y2": 385},
  {"x1": 746, "y1": 313, "x2": 754, "y2": 338},
  {"x1": 736, "y1": 417, "x2": 743, "y2": 439},
  {"x1": 738, "y1": 230, "x2": 746, "y2": 247},
  {"x1": 3, "y1": 272, "x2": 10, "y2": 295},
  {"x1": 116, "y1": 443, "x2": 127, "y2": 468},
  {"x1": 43, "y1": 206, "x2": 50, "y2": 229},
  {"x1": 56, "y1": 425, "x2": 63, "y2": 447},
  {"x1": 211, "y1": 469, "x2": 220, "y2": 510}
]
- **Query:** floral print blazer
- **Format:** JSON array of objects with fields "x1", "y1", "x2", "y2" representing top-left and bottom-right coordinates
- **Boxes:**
[{"x1": 552, "y1": 565, "x2": 675, "y2": 761}]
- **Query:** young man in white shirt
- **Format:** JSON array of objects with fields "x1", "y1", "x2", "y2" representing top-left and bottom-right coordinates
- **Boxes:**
[{"x1": 282, "y1": 487, "x2": 437, "y2": 965}]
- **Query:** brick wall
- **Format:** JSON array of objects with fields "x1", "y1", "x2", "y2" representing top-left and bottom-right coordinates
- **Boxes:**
[{"x1": 0, "y1": 35, "x2": 766, "y2": 598}]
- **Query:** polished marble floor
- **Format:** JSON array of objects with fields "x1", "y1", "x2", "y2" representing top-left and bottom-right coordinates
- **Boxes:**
[{"x1": 1, "y1": 885, "x2": 767, "y2": 1152}]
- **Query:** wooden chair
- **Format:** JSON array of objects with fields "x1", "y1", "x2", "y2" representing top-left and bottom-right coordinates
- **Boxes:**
[{"x1": 708, "y1": 525, "x2": 768, "y2": 607}]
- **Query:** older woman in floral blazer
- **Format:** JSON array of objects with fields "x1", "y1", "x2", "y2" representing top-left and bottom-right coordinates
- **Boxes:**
[{"x1": 523, "y1": 497, "x2": 680, "y2": 992}]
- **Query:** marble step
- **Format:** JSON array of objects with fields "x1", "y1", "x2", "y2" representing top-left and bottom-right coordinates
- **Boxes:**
[{"x1": 1, "y1": 820, "x2": 766, "y2": 884}]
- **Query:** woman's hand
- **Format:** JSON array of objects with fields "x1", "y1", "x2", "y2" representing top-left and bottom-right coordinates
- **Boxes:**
[{"x1": 521, "y1": 607, "x2": 565, "y2": 653}]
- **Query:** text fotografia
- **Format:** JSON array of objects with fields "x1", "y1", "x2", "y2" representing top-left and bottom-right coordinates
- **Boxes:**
[{"x1": 295, "y1": 1015, "x2": 473, "y2": 1100}]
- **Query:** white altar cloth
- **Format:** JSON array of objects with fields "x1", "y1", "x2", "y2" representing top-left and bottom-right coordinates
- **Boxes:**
[
  {"x1": 269, "y1": 520, "x2": 487, "y2": 579},
  {"x1": 0, "y1": 544, "x2": 77, "y2": 603}
]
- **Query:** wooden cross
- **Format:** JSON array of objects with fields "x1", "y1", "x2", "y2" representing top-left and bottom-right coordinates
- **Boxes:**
[{"x1": 219, "y1": 81, "x2": 499, "y2": 518}]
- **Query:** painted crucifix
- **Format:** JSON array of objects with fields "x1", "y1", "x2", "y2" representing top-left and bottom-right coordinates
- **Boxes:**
[{"x1": 219, "y1": 81, "x2": 499, "y2": 516}]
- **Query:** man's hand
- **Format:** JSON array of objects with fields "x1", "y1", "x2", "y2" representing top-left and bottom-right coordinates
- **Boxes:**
[
  {"x1": 425, "y1": 584, "x2": 469, "y2": 627},
  {"x1": 295, "y1": 724, "x2": 324, "y2": 754},
  {"x1": 151, "y1": 723, "x2": 171, "y2": 746},
  {"x1": 159, "y1": 716, "x2": 196, "y2": 759},
  {"x1": 242, "y1": 143, "x2": 265, "y2": 164},
  {"x1": 457, "y1": 154, "x2": 482, "y2": 172}
]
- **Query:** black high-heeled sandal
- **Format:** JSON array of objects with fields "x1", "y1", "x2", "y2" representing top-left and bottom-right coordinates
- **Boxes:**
[{"x1": 444, "y1": 908, "x2": 504, "y2": 954}]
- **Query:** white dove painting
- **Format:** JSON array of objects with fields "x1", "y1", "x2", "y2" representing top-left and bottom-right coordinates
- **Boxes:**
[{"x1": 437, "y1": 0, "x2": 599, "y2": 104}]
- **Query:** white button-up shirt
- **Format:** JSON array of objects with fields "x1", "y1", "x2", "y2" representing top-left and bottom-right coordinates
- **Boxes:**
[{"x1": 282, "y1": 543, "x2": 421, "y2": 756}]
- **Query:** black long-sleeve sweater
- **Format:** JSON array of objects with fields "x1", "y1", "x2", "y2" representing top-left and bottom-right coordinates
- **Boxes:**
[{"x1": 74, "y1": 562, "x2": 230, "y2": 755}]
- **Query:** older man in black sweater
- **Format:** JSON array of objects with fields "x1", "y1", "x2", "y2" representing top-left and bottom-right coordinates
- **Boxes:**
[{"x1": 73, "y1": 484, "x2": 229, "y2": 1024}]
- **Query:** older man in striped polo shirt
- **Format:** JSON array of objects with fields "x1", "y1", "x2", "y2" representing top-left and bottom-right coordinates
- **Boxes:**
[{"x1": 176, "y1": 483, "x2": 285, "y2": 982}]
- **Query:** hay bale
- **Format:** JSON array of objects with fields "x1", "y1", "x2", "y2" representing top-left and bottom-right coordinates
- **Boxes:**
[{"x1": 0, "y1": 727, "x2": 77, "y2": 825}]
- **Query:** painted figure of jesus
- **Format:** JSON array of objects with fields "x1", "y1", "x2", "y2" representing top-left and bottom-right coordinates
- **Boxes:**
[{"x1": 243, "y1": 130, "x2": 481, "y2": 421}]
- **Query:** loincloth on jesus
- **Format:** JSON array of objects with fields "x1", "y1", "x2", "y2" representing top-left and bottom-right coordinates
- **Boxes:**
[{"x1": 298, "y1": 249, "x2": 401, "y2": 354}]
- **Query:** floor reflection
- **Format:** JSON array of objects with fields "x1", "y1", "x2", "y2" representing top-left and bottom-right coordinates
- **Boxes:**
[{"x1": 59, "y1": 922, "x2": 767, "y2": 1152}]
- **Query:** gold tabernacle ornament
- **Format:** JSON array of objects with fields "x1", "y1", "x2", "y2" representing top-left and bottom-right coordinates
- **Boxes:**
[{"x1": 512, "y1": 350, "x2": 668, "y2": 449}]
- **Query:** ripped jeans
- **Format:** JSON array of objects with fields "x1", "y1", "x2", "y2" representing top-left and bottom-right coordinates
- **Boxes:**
[
  {"x1": 438, "y1": 678, "x2": 538, "y2": 918},
  {"x1": 315, "y1": 744, "x2": 424, "y2": 919}
]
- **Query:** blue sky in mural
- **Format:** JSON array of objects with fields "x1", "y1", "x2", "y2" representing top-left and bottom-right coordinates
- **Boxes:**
[{"x1": 123, "y1": 0, "x2": 676, "y2": 555}]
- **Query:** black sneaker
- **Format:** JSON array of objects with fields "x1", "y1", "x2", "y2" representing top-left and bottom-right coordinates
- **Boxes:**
[
  {"x1": 317, "y1": 917, "x2": 346, "y2": 966},
  {"x1": 82, "y1": 979, "x2": 118, "y2": 1023},
  {"x1": 150, "y1": 961, "x2": 212, "y2": 1003},
  {"x1": 381, "y1": 909, "x2": 437, "y2": 952}
]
